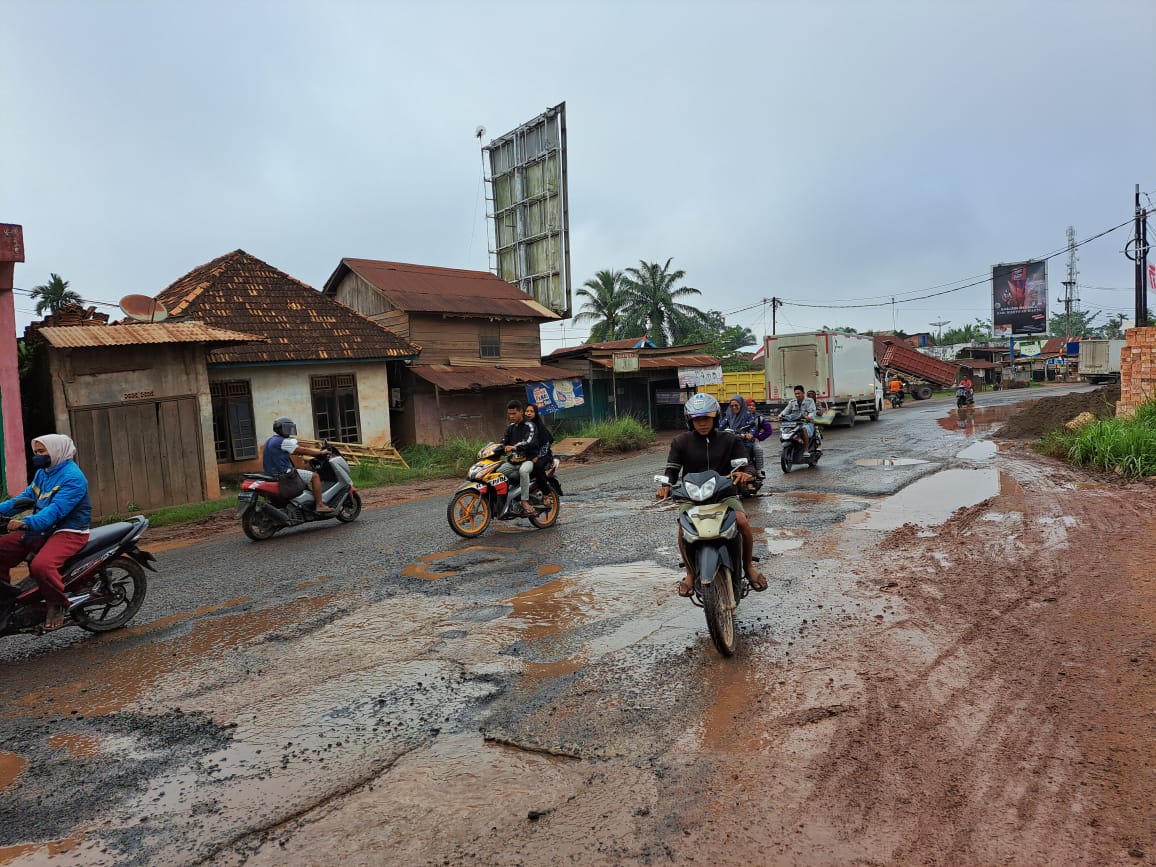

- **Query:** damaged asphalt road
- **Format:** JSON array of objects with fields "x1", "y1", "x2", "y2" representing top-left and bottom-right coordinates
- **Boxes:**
[{"x1": 5, "y1": 385, "x2": 1149, "y2": 866}]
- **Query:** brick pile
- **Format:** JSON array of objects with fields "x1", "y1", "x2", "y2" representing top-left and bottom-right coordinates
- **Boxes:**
[{"x1": 1116, "y1": 327, "x2": 1156, "y2": 417}]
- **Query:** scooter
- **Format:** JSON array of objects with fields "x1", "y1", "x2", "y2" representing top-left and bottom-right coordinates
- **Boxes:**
[
  {"x1": 236, "y1": 446, "x2": 362, "y2": 541},
  {"x1": 0, "y1": 499, "x2": 156, "y2": 637},
  {"x1": 889, "y1": 391, "x2": 904, "y2": 408},
  {"x1": 780, "y1": 420, "x2": 823, "y2": 472},
  {"x1": 446, "y1": 442, "x2": 562, "y2": 538},
  {"x1": 955, "y1": 386, "x2": 975, "y2": 409},
  {"x1": 655, "y1": 462, "x2": 754, "y2": 657}
]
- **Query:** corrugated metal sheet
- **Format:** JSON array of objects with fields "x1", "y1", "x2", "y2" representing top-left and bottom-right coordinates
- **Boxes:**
[
  {"x1": 411, "y1": 363, "x2": 578, "y2": 392},
  {"x1": 549, "y1": 336, "x2": 654, "y2": 357},
  {"x1": 331, "y1": 259, "x2": 560, "y2": 320},
  {"x1": 589, "y1": 354, "x2": 720, "y2": 370},
  {"x1": 37, "y1": 322, "x2": 264, "y2": 348}
]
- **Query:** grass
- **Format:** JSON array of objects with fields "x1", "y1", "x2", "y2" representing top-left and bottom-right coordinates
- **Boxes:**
[
  {"x1": 1037, "y1": 400, "x2": 1156, "y2": 478},
  {"x1": 102, "y1": 420, "x2": 654, "y2": 528}
]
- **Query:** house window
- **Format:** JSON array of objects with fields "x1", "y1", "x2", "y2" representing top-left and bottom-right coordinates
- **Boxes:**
[
  {"x1": 479, "y1": 324, "x2": 501, "y2": 358},
  {"x1": 311, "y1": 374, "x2": 362, "y2": 443},
  {"x1": 210, "y1": 380, "x2": 258, "y2": 461}
]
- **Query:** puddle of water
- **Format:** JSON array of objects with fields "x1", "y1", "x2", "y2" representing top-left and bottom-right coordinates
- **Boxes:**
[
  {"x1": 956, "y1": 441, "x2": 997, "y2": 461},
  {"x1": 0, "y1": 752, "x2": 27, "y2": 791},
  {"x1": 47, "y1": 733, "x2": 103, "y2": 757},
  {"x1": 131, "y1": 597, "x2": 252, "y2": 634},
  {"x1": 401, "y1": 546, "x2": 514, "y2": 581},
  {"x1": 853, "y1": 457, "x2": 930, "y2": 467},
  {"x1": 0, "y1": 836, "x2": 85, "y2": 866},
  {"x1": 763, "y1": 527, "x2": 808, "y2": 555},
  {"x1": 937, "y1": 404, "x2": 1018, "y2": 433},
  {"x1": 536, "y1": 564, "x2": 563, "y2": 576},
  {"x1": 850, "y1": 468, "x2": 1000, "y2": 530}
]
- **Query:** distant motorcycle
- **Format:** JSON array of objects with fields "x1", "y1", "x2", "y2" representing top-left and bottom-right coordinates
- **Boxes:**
[
  {"x1": 889, "y1": 391, "x2": 904, "y2": 408},
  {"x1": 446, "y1": 442, "x2": 561, "y2": 538},
  {"x1": 955, "y1": 386, "x2": 975, "y2": 409},
  {"x1": 0, "y1": 499, "x2": 156, "y2": 637},
  {"x1": 780, "y1": 420, "x2": 823, "y2": 472},
  {"x1": 236, "y1": 445, "x2": 362, "y2": 541}
]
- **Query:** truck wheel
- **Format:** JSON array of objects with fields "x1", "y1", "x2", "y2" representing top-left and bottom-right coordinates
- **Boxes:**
[
  {"x1": 914, "y1": 384, "x2": 933, "y2": 400},
  {"x1": 870, "y1": 399, "x2": 880, "y2": 421}
]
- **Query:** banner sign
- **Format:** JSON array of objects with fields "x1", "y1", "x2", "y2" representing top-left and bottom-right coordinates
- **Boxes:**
[
  {"x1": 612, "y1": 351, "x2": 639, "y2": 372},
  {"x1": 526, "y1": 379, "x2": 585, "y2": 414},
  {"x1": 677, "y1": 365, "x2": 724, "y2": 388},
  {"x1": 654, "y1": 390, "x2": 686, "y2": 405},
  {"x1": 993, "y1": 260, "x2": 1048, "y2": 336}
]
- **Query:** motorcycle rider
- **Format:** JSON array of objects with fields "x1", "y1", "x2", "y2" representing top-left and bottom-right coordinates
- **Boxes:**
[
  {"x1": 779, "y1": 385, "x2": 817, "y2": 455},
  {"x1": 0, "y1": 434, "x2": 92, "y2": 631},
  {"x1": 263, "y1": 417, "x2": 334, "y2": 516},
  {"x1": 523, "y1": 403, "x2": 559, "y2": 496},
  {"x1": 497, "y1": 399, "x2": 538, "y2": 518},
  {"x1": 656, "y1": 394, "x2": 767, "y2": 597},
  {"x1": 888, "y1": 376, "x2": 905, "y2": 403},
  {"x1": 719, "y1": 394, "x2": 765, "y2": 478}
]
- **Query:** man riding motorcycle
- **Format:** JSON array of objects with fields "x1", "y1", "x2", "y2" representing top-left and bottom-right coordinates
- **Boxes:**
[
  {"x1": 656, "y1": 393, "x2": 768, "y2": 597},
  {"x1": 778, "y1": 385, "x2": 817, "y2": 456},
  {"x1": 263, "y1": 417, "x2": 334, "y2": 517}
]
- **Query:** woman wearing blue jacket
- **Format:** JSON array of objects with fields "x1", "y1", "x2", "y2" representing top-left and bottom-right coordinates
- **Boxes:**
[{"x1": 0, "y1": 434, "x2": 92, "y2": 631}]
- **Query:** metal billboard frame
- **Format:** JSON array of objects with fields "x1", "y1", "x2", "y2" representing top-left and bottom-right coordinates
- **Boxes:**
[{"x1": 482, "y1": 102, "x2": 572, "y2": 318}]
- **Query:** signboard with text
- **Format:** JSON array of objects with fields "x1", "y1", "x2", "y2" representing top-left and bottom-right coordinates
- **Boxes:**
[
  {"x1": 677, "y1": 365, "x2": 724, "y2": 388},
  {"x1": 993, "y1": 260, "x2": 1048, "y2": 336},
  {"x1": 612, "y1": 351, "x2": 639, "y2": 372},
  {"x1": 526, "y1": 378, "x2": 585, "y2": 414}
]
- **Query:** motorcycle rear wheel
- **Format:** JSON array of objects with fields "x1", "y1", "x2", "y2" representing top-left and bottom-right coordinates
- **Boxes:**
[
  {"x1": 447, "y1": 489, "x2": 491, "y2": 538},
  {"x1": 74, "y1": 557, "x2": 147, "y2": 633},
  {"x1": 242, "y1": 507, "x2": 280, "y2": 541},
  {"x1": 702, "y1": 567, "x2": 737, "y2": 656},
  {"x1": 335, "y1": 492, "x2": 362, "y2": 523},
  {"x1": 528, "y1": 487, "x2": 560, "y2": 529}
]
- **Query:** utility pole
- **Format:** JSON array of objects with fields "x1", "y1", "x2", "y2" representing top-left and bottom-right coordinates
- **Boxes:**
[
  {"x1": 1125, "y1": 184, "x2": 1150, "y2": 327},
  {"x1": 768, "y1": 296, "x2": 783, "y2": 335},
  {"x1": 1062, "y1": 225, "x2": 1079, "y2": 329},
  {"x1": 929, "y1": 319, "x2": 950, "y2": 342}
]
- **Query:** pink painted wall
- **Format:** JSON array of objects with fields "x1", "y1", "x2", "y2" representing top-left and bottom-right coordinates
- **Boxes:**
[{"x1": 0, "y1": 267, "x2": 27, "y2": 497}]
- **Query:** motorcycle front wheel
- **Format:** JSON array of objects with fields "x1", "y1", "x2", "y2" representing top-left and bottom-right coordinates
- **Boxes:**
[
  {"x1": 702, "y1": 566, "x2": 737, "y2": 657},
  {"x1": 242, "y1": 506, "x2": 280, "y2": 541},
  {"x1": 447, "y1": 488, "x2": 491, "y2": 538},
  {"x1": 781, "y1": 444, "x2": 794, "y2": 473},
  {"x1": 528, "y1": 487, "x2": 560, "y2": 529},
  {"x1": 74, "y1": 557, "x2": 147, "y2": 633},
  {"x1": 335, "y1": 491, "x2": 362, "y2": 523}
]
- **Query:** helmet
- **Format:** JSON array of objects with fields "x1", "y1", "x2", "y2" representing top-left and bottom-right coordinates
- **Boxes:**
[
  {"x1": 683, "y1": 393, "x2": 721, "y2": 426},
  {"x1": 273, "y1": 416, "x2": 297, "y2": 437}
]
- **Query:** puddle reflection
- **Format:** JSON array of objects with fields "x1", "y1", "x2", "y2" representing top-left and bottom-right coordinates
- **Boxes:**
[{"x1": 849, "y1": 468, "x2": 1001, "y2": 530}]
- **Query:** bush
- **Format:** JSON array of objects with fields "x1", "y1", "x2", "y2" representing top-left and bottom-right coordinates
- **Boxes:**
[
  {"x1": 1035, "y1": 399, "x2": 1156, "y2": 477},
  {"x1": 573, "y1": 416, "x2": 655, "y2": 452}
]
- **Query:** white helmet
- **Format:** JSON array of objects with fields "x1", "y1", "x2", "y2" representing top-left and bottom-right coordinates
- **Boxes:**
[{"x1": 683, "y1": 393, "x2": 720, "y2": 426}]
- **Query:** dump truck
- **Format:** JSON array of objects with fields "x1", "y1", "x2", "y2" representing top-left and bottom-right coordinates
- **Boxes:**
[
  {"x1": 1077, "y1": 338, "x2": 1124, "y2": 384},
  {"x1": 877, "y1": 340, "x2": 963, "y2": 400},
  {"x1": 763, "y1": 331, "x2": 883, "y2": 426}
]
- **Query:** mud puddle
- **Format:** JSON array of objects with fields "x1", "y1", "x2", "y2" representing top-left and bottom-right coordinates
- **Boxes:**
[
  {"x1": 845, "y1": 467, "x2": 1001, "y2": 530},
  {"x1": 956, "y1": 440, "x2": 997, "y2": 461},
  {"x1": 938, "y1": 403, "x2": 1017, "y2": 433},
  {"x1": 853, "y1": 457, "x2": 930, "y2": 467}
]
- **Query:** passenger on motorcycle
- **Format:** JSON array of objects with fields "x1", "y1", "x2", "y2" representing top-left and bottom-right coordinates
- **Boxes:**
[
  {"x1": 719, "y1": 394, "x2": 766, "y2": 478},
  {"x1": 263, "y1": 417, "x2": 335, "y2": 516},
  {"x1": 497, "y1": 400, "x2": 539, "y2": 518},
  {"x1": 778, "y1": 386, "x2": 817, "y2": 455},
  {"x1": 656, "y1": 394, "x2": 768, "y2": 597},
  {"x1": 523, "y1": 403, "x2": 557, "y2": 496},
  {"x1": 0, "y1": 434, "x2": 92, "y2": 631}
]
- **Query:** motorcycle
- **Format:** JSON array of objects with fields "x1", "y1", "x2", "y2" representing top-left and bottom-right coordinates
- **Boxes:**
[
  {"x1": 446, "y1": 442, "x2": 561, "y2": 538},
  {"x1": 654, "y1": 463, "x2": 753, "y2": 656},
  {"x1": 955, "y1": 386, "x2": 975, "y2": 409},
  {"x1": 0, "y1": 499, "x2": 156, "y2": 637},
  {"x1": 236, "y1": 445, "x2": 362, "y2": 541},
  {"x1": 779, "y1": 420, "x2": 823, "y2": 472},
  {"x1": 889, "y1": 391, "x2": 904, "y2": 408}
]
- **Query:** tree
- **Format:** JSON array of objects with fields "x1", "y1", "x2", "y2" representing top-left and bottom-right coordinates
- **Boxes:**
[
  {"x1": 621, "y1": 258, "x2": 706, "y2": 348},
  {"x1": 682, "y1": 310, "x2": 759, "y2": 370},
  {"x1": 939, "y1": 319, "x2": 994, "y2": 345},
  {"x1": 820, "y1": 325, "x2": 859, "y2": 335},
  {"x1": 573, "y1": 269, "x2": 629, "y2": 343},
  {"x1": 30, "y1": 273, "x2": 83, "y2": 315},
  {"x1": 1048, "y1": 310, "x2": 1101, "y2": 338}
]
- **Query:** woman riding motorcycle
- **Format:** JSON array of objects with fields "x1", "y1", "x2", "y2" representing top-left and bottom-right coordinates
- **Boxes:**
[{"x1": 718, "y1": 393, "x2": 766, "y2": 478}]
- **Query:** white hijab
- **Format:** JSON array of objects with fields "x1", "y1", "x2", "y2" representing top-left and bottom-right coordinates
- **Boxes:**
[{"x1": 32, "y1": 434, "x2": 78, "y2": 469}]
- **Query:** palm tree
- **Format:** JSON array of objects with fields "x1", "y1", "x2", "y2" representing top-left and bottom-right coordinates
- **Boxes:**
[
  {"x1": 31, "y1": 273, "x2": 84, "y2": 315},
  {"x1": 621, "y1": 258, "x2": 705, "y2": 347},
  {"x1": 573, "y1": 269, "x2": 629, "y2": 343}
]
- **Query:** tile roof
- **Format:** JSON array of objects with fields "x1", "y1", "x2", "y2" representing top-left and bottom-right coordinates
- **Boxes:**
[
  {"x1": 36, "y1": 322, "x2": 263, "y2": 349},
  {"x1": 324, "y1": 258, "x2": 560, "y2": 320},
  {"x1": 410, "y1": 363, "x2": 578, "y2": 392},
  {"x1": 155, "y1": 250, "x2": 420, "y2": 364}
]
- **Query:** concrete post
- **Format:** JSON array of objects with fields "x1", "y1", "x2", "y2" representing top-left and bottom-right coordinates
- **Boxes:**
[{"x1": 0, "y1": 224, "x2": 27, "y2": 497}]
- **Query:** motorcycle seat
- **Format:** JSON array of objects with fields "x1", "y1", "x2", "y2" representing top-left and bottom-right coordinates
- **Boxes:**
[
  {"x1": 74, "y1": 522, "x2": 137, "y2": 558},
  {"x1": 243, "y1": 473, "x2": 278, "y2": 481}
]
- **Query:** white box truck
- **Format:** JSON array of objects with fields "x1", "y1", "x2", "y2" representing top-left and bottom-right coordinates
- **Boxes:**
[
  {"x1": 763, "y1": 331, "x2": 883, "y2": 426},
  {"x1": 1078, "y1": 338, "x2": 1125, "y2": 384}
]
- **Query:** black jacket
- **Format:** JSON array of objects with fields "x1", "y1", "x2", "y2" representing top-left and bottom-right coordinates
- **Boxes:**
[
  {"x1": 502, "y1": 420, "x2": 538, "y2": 456},
  {"x1": 663, "y1": 429, "x2": 749, "y2": 483}
]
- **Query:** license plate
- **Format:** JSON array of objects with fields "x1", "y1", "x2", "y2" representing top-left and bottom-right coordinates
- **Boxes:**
[{"x1": 235, "y1": 491, "x2": 255, "y2": 516}]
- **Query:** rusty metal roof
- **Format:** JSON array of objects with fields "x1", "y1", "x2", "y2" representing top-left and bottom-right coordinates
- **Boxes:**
[
  {"x1": 590, "y1": 353, "x2": 720, "y2": 370},
  {"x1": 410, "y1": 363, "x2": 578, "y2": 392},
  {"x1": 155, "y1": 250, "x2": 420, "y2": 364},
  {"x1": 548, "y1": 335, "x2": 657, "y2": 357},
  {"x1": 36, "y1": 321, "x2": 264, "y2": 348},
  {"x1": 325, "y1": 258, "x2": 560, "y2": 321}
]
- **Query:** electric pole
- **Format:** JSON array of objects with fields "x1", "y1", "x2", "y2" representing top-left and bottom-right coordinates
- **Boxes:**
[
  {"x1": 1061, "y1": 225, "x2": 1079, "y2": 331},
  {"x1": 1125, "y1": 184, "x2": 1150, "y2": 327},
  {"x1": 767, "y1": 296, "x2": 783, "y2": 335}
]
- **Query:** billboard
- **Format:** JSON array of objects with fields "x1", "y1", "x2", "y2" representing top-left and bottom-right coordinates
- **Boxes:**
[
  {"x1": 992, "y1": 260, "x2": 1048, "y2": 336},
  {"x1": 526, "y1": 378, "x2": 584, "y2": 414},
  {"x1": 483, "y1": 103, "x2": 572, "y2": 317}
]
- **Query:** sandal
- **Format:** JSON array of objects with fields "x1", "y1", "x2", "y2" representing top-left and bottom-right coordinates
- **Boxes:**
[
  {"x1": 677, "y1": 576, "x2": 695, "y2": 598},
  {"x1": 747, "y1": 570, "x2": 768, "y2": 592}
]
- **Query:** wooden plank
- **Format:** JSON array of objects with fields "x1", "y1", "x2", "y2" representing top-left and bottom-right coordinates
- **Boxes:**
[
  {"x1": 298, "y1": 438, "x2": 409, "y2": 469},
  {"x1": 551, "y1": 437, "x2": 599, "y2": 458}
]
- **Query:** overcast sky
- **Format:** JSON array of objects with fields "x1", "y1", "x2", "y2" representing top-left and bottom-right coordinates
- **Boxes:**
[{"x1": 4, "y1": 0, "x2": 1154, "y2": 351}]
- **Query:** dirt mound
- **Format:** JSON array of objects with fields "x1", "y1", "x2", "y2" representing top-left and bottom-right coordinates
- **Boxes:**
[{"x1": 997, "y1": 384, "x2": 1120, "y2": 439}]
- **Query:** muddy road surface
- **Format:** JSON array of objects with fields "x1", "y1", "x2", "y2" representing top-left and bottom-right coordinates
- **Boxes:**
[{"x1": 1, "y1": 386, "x2": 1152, "y2": 865}]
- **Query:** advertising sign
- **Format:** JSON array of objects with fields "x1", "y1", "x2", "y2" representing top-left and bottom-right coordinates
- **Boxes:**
[
  {"x1": 677, "y1": 365, "x2": 724, "y2": 388},
  {"x1": 612, "y1": 351, "x2": 639, "y2": 372},
  {"x1": 993, "y1": 260, "x2": 1048, "y2": 336},
  {"x1": 526, "y1": 379, "x2": 585, "y2": 414}
]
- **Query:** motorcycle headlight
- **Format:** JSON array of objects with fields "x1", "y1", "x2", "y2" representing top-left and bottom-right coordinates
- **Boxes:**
[{"x1": 683, "y1": 477, "x2": 717, "y2": 502}]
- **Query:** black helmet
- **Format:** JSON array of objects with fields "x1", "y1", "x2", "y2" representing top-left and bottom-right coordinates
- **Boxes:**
[{"x1": 273, "y1": 416, "x2": 297, "y2": 437}]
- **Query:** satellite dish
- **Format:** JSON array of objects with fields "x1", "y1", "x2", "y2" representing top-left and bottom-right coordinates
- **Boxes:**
[
  {"x1": 475, "y1": 125, "x2": 486, "y2": 141},
  {"x1": 119, "y1": 294, "x2": 169, "y2": 323}
]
